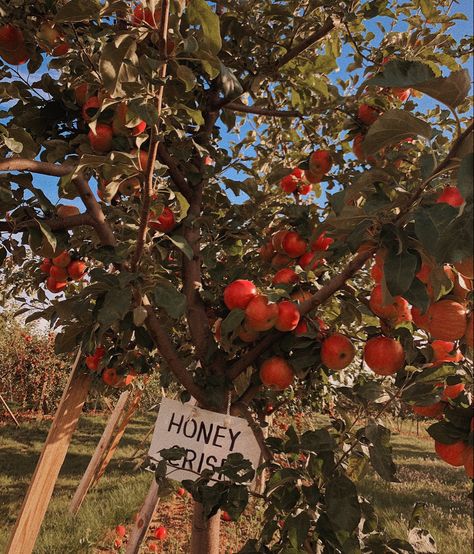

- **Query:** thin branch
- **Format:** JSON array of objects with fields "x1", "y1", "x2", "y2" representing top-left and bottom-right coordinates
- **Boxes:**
[
  {"x1": 224, "y1": 101, "x2": 302, "y2": 118},
  {"x1": 142, "y1": 295, "x2": 208, "y2": 406},
  {"x1": 130, "y1": 0, "x2": 170, "y2": 271},
  {"x1": 231, "y1": 401, "x2": 273, "y2": 463},
  {"x1": 0, "y1": 213, "x2": 95, "y2": 233},
  {"x1": 156, "y1": 143, "x2": 193, "y2": 197},
  {"x1": 0, "y1": 158, "x2": 74, "y2": 177}
]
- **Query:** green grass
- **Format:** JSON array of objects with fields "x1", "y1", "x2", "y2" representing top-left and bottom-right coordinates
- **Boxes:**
[{"x1": 0, "y1": 414, "x2": 472, "y2": 553}]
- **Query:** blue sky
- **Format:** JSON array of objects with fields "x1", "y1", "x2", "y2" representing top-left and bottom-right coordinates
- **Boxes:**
[{"x1": 11, "y1": 1, "x2": 474, "y2": 210}]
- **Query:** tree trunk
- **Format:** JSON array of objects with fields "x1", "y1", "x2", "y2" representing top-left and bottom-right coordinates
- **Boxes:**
[{"x1": 190, "y1": 502, "x2": 221, "y2": 554}]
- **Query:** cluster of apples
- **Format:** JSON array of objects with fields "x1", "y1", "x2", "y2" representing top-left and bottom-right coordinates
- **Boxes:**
[
  {"x1": 259, "y1": 228, "x2": 334, "y2": 274},
  {"x1": 279, "y1": 150, "x2": 333, "y2": 196},
  {"x1": 85, "y1": 346, "x2": 138, "y2": 388},
  {"x1": 40, "y1": 250, "x2": 87, "y2": 293}
]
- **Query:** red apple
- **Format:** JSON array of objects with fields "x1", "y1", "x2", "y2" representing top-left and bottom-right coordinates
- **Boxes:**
[
  {"x1": 272, "y1": 268, "x2": 299, "y2": 285},
  {"x1": 275, "y1": 301, "x2": 300, "y2": 332},
  {"x1": 245, "y1": 295, "x2": 278, "y2": 331},
  {"x1": 88, "y1": 124, "x2": 114, "y2": 153},
  {"x1": 282, "y1": 232, "x2": 307, "y2": 258},
  {"x1": 309, "y1": 150, "x2": 332, "y2": 175},
  {"x1": 321, "y1": 333, "x2": 355, "y2": 370},
  {"x1": 149, "y1": 207, "x2": 175, "y2": 232},
  {"x1": 259, "y1": 356, "x2": 294, "y2": 390},
  {"x1": 436, "y1": 185, "x2": 464, "y2": 207},
  {"x1": 223, "y1": 279, "x2": 257, "y2": 310},
  {"x1": 154, "y1": 526, "x2": 167, "y2": 540},
  {"x1": 358, "y1": 104, "x2": 380, "y2": 125}
]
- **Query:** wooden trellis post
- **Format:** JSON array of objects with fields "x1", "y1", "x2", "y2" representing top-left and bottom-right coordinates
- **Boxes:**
[
  {"x1": 68, "y1": 390, "x2": 131, "y2": 514},
  {"x1": 6, "y1": 350, "x2": 90, "y2": 554},
  {"x1": 125, "y1": 479, "x2": 161, "y2": 554}
]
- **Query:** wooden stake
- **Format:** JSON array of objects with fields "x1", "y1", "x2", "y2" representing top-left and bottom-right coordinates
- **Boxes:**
[
  {"x1": 6, "y1": 350, "x2": 90, "y2": 554},
  {"x1": 0, "y1": 393, "x2": 20, "y2": 426},
  {"x1": 125, "y1": 479, "x2": 160, "y2": 554},
  {"x1": 68, "y1": 390, "x2": 131, "y2": 515},
  {"x1": 92, "y1": 388, "x2": 143, "y2": 485}
]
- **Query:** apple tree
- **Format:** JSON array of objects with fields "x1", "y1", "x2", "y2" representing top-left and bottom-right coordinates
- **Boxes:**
[{"x1": 0, "y1": 0, "x2": 472, "y2": 552}]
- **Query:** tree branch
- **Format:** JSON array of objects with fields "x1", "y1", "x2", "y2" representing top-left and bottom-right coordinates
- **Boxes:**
[
  {"x1": 156, "y1": 143, "x2": 193, "y2": 197},
  {"x1": 224, "y1": 101, "x2": 302, "y2": 118},
  {"x1": 230, "y1": 402, "x2": 273, "y2": 463},
  {"x1": 0, "y1": 213, "x2": 95, "y2": 233},
  {"x1": 0, "y1": 158, "x2": 74, "y2": 176},
  {"x1": 142, "y1": 295, "x2": 208, "y2": 406},
  {"x1": 130, "y1": 0, "x2": 170, "y2": 271}
]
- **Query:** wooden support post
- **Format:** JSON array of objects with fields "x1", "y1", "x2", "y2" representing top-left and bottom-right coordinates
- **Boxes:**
[
  {"x1": 125, "y1": 479, "x2": 161, "y2": 554},
  {"x1": 0, "y1": 393, "x2": 20, "y2": 426},
  {"x1": 6, "y1": 350, "x2": 90, "y2": 554},
  {"x1": 68, "y1": 390, "x2": 131, "y2": 515},
  {"x1": 91, "y1": 389, "x2": 143, "y2": 486}
]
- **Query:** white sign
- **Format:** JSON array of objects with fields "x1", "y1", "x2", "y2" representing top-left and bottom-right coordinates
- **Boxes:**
[{"x1": 148, "y1": 398, "x2": 262, "y2": 482}]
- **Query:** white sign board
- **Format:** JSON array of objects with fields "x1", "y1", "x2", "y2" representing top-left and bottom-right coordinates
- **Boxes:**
[{"x1": 148, "y1": 398, "x2": 262, "y2": 482}]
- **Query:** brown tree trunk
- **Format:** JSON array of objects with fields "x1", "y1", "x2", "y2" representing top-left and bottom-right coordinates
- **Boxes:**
[{"x1": 190, "y1": 502, "x2": 221, "y2": 554}]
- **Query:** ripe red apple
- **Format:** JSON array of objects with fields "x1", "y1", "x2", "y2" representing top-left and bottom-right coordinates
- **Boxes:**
[
  {"x1": 297, "y1": 182, "x2": 312, "y2": 195},
  {"x1": 294, "y1": 319, "x2": 308, "y2": 336},
  {"x1": 223, "y1": 279, "x2": 257, "y2": 310},
  {"x1": 52, "y1": 42, "x2": 69, "y2": 56},
  {"x1": 112, "y1": 103, "x2": 147, "y2": 136},
  {"x1": 221, "y1": 511, "x2": 233, "y2": 522},
  {"x1": 304, "y1": 170, "x2": 322, "y2": 184},
  {"x1": 88, "y1": 124, "x2": 114, "y2": 153},
  {"x1": 176, "y1": 487, "x2": 186, "y2": 497},
  {"x1": 282, "y1": 232, "x2": 307, "y2": 258},
  {"x1": 358, "y1": 104, "x2": 380, "y2": 125},
  {"x1": 309, "y1": 150, "x2": 332, "y2": 175},
  {"x1": 430, "y1": 340, "x2": 463, "y2": 367},
  {"x1": 115, "y1": 525, "x2": 126, "y2": 538},
  {"x1": 149, "y1": 207, "x2": 175, "y2": 232},
  {"x1": 39, "y1": 258, "x2": 52, "y2": 274},
  {"x1": 369, "y1": 284, "x2": 411, "y2": 324},
  {"x1": 0, "y1": 24, "x2": 29, "y2": 65},
  {"x1": 298, "y1": 251, "x2": 320, "y2": 271},
  {"x1": 82, "y1": 96, "x2": 101, "y2": 122},
  {"x1": 352, "y1": 133, "x2": 366, "y2": 161},
  {"x1": 52, "y1": 251, "x2": 71, "y2": 268},
  {"x1": 259, "y1": 356, "x2": 294, "y2": 390},
  {"x1": 148, "y1": 543, "x2": 159, "y2": 552},
  {"x1": 280, "y1": 174, "x2": 298, "y2": 194},
  {"x1": 275, "y1": 301, "x2": 300, "y2": 332},
  {"x1": 265, "y1": 403, "x2": 274, "y2": 415},
  {"x1": 442, "y1": 383, "x2": 465, "y2": 400},
  {"x1": 114, "y1": 538, "x2": 122, "y2": 549},
  {"x1": 435, "y1": 440, "x2": 466, "y2": 466},
  {"x1": 363, "y1": 336, "x2": 405, "y2": 375},
  {"x1": 272, "y1": 268, "x2": 299, "y2": 285},
  {"x1": 259, "y1": 242, "x2": 275, "y2": 262},
  {"x1": 131, "y1": 148, "x2": 150, "y2": 171},
  {"x1": 46, "y1": 277, "x2": 67, "y2": 293},
  {"x1": 102, "y1": 367, "x2": 120, "y2": 387},
  {"x1": 311, "y1": 232, "x2": 333, "y2": 252},
  {"x1": 436, "y1": 185, "x2": 464, "y2": 207},
  {"x1": 271, "y1": 230, "x2": 289, "y2": 253},
  {"x1": 86, "y1": 355, "x2": 100, "y2": 371},
  {"x1": 238, "y1": 322, "x2": 259, "y2": 343},
  {"x1": 245, "y1": 295, "x2": 278, "y2": 331},
  {"x1": 320, "y1": 333, "x2": 355, "y2": 370},
  {"x1": 50, "y1": 265, "x2": 68, "y2": 282},
  {"x1": 412, "y1": 402, "x2": 445, "y2": 418},
  {"x1": 154, "y1": 526, "x2": 167, "y2": 540},
  {"x1": 132, "y1": 4, "x2": 161, "y2": 27},
  {"x1": 67, "y1": 260, "x2": 87, "y2": 280},
  {"x1": 271, "y1": 253, "x2": 291, "y2": 269}
]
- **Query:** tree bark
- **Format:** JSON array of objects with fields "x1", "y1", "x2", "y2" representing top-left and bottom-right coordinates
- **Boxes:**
[{"x1": 190, "y1": 502, "x2": 221, "y2": 554}]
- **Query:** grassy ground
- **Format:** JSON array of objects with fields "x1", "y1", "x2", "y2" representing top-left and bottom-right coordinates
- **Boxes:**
[{"x1": 0, "y1": 413, "x2": 472, "y2": 553}]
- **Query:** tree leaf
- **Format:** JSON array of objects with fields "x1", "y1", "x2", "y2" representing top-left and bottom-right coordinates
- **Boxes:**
[
  {"x1": 187, "y1": 0, "x2": 222, "y2": 55},
  {"x1": 363, "y1": 423, "x2": 398, "y2": 482},
  {"x1": 175, "y1": 64, "x2": 197, "y2": 92},
  {"x1": 363, "y1": 110, "x2": 433, "y2": 156},
  {"x1": 384, "y1": 249, "x2": 418, "y2": 296},
  {"x1": 364, "y1": 60, "x2": 435, "y2": 88},
  {"x1": 403, "y1": 277, "x2": 431, "y2": 313},
  {"x1": 153, "y1": 284, "x2": 186, "y2": 319},
  {"x1": 414, "y1": 204, "x2": 459, "y2": 258},
  {"x1": 174, "y1": 191, "x2": 190, "y2": 222},
  {"x1": 99, "y1": 35, "x2": 139, "y2": 97},
  {"x1": 414, "y1": 69, "x2": 470, "y2": 109},
  {"x1": 326, "y1": 475, "x2": 361, "y2": 532},
  {"x1": 56, "y1": 0, "x2": 101, "y2": 22},
  {"x1": 287, "y1": 512, "x2": 311, "y2": 549},
  {"x1": 97, "y1": 287, "x2": 132, "y2": 327},
  {"x1": 221, "y1": 309, "x2": 245, "y2": 339},
  {"x1": 36, "y1": 220, "x2": 57, "y2": 257},
  {"x1": 168, "y1": 234, "x2": 193, "y2": 259}
]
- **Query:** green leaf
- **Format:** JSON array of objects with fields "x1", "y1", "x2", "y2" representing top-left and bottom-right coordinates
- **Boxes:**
[
  {"x1": 414, "y1": 69, "x2": 470, "y2": 110},
  {"x1": 54, "y1": 326, "x2": 83, "y2": 354},
  {"x1": 414, "y1": 204, "x2": 459, "y2": 258},
  {"x1": 384, "y1": 249, "x2": 418, "y2": 296},
  {"x1": 301, "y1": 429, "x2": 336, "y2": 453},
  {"x1": 364, "y1": 60, "x2": 435, "y2": 88},
  {"x1": 287, "y1": 512, "x2": 311, "y2": 549},
  {"x1": 457, "y1": 153, "x2": 473, "y2": 201},
  {"x1": 363, "y1": 110, "x2": 432, "y2": 156},
  {"x1": 326, "y1": 475, "x2": 361, "y2": 532},
  {"x1": 178, "y1": 103, "x2": 204, "y2": 126},
  {"x1": 168, "y1": 234, "x2": 193, "y2": 260},
  {"x1": 403, "y1": 277, "x2": 430, "y2": 313},
  {"x1": 219, "y1": 63, "x2": 243, "y2": 100},
  {"x1": 56, "y1": 0, "x2": 101, "y2": 22},
  {"x1": 187, "y1": 0, "x2": 222, "y2": 55},
  {"x1": 174, "y1": 191, "x2": 190, "y2": 222},
  {"x1": 97, "y1": 287, "x2": 132, "y2": 327},
  {"x1": 153, "y1": 284, "x2": 186, "y2": 319},
  {"x1": 363, "y1": 423, "x2": 398, "y2": 482},
  {"x1": 36, "y1": 220, "x2": 57, "y2": 257},
  {"x1": 175, "y1": 64, "x2": 197, "y2": 92},
  {"x1": 427, "y1": 420, "x2": 467, "y2": 444},
  {"x1": 221, "y1": 309, "x2": 245, "y2": 339},
  {"x1": 415, "y1": 364, "x2": 456, "y2": 383},
  {"x1": 99, "y1": 35, "x2": 139, "y2": 97}
]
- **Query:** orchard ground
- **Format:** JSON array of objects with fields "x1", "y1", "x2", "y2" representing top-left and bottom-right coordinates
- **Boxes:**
[{"x1": 0, "y1": 411, "x2": 472, "y2": 553}]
